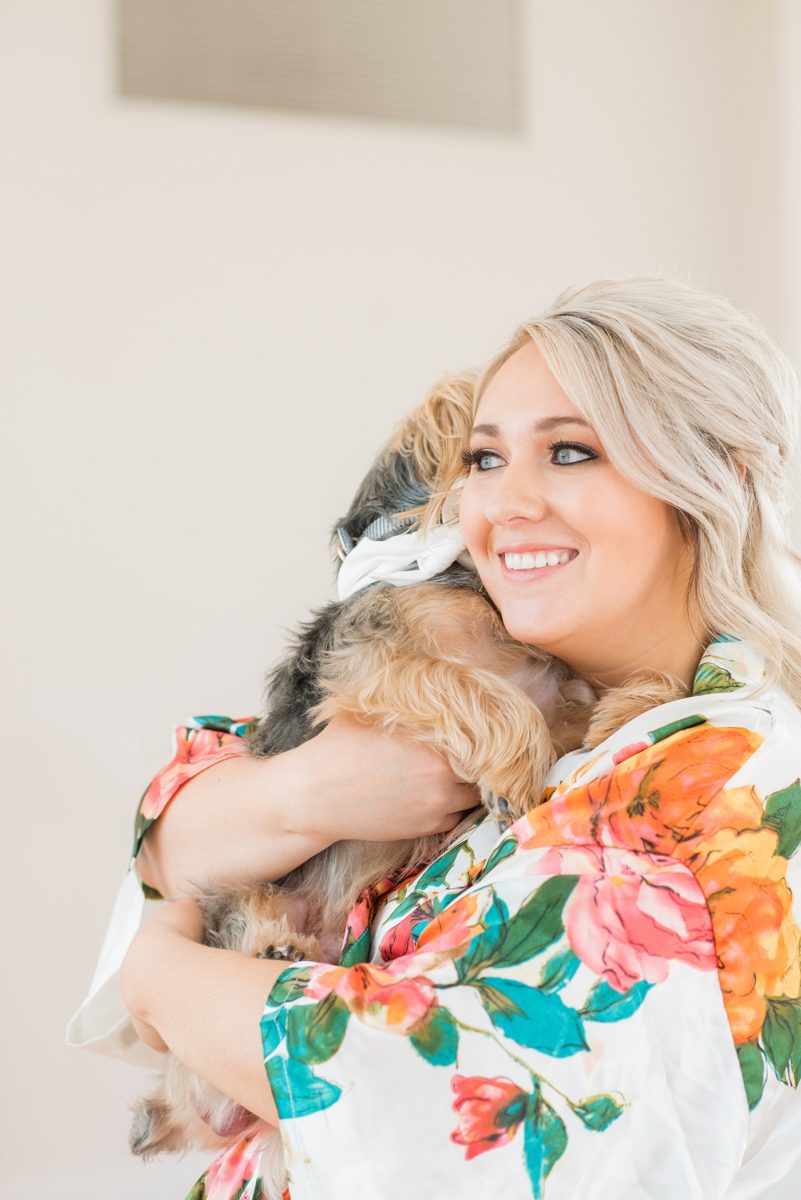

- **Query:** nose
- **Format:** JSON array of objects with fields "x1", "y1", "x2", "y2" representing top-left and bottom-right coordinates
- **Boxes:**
[{"x1": 483, "y1": 462, "x2": 549, "y2": 527}]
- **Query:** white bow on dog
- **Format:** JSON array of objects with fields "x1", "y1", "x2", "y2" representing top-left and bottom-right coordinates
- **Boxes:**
[{"x1": 337, "y1": 522, "x2": 471, "y2": 601}]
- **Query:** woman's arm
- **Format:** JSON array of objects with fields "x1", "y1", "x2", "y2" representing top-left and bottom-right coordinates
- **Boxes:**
[
  {"x1": 121, "y1": 900, "x2": 285, "y2": 1125},
  {"x1": 136, "y1": 714, "x2": 480, "y2": 899}
]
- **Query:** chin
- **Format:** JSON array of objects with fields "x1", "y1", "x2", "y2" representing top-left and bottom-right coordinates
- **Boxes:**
[{"x1": 494, "y1": 610, "x2": 562, "y2": 652}]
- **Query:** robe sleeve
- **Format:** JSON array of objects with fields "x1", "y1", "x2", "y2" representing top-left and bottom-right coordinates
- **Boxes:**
[
  {"x1": 254, "y1": 706, "x2": 801, "y2": 1200},
  {"x1": 65, "y1": 714, "x2": 254, "y2": 1063},
  {"x1": 131, "y1": 715, "x2": 254, "y2": 892}
]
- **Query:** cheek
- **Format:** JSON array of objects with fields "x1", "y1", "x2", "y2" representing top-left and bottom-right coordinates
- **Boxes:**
[{"x1": 457, "y1": 485, "x2": 485, "y2": 552}]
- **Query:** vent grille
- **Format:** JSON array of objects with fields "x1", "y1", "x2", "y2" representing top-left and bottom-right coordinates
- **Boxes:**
[{"x1": 117, "y1": 0, "x2": 523, "y2": 133}]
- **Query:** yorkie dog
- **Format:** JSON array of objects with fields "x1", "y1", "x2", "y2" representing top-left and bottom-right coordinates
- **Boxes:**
[{"x1": 129, "y1": 372, "x2": 686, "y2": 1196}]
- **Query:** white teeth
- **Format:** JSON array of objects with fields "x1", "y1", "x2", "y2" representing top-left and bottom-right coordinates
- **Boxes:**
[{"x1": 503, "y1": 550, "x2": 574, "y2": 571}]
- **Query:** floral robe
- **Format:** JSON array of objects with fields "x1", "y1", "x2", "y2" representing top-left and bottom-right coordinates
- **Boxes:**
[{"x1": 132, "y1": 636, "x2": 801, "y2": 1199}]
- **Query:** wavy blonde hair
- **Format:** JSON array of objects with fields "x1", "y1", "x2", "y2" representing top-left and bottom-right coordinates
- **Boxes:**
[{"x1": 424, "y1": 275, "x2": 801, "y2": 711}]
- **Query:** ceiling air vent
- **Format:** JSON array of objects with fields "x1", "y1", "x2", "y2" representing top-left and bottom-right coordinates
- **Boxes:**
[{"x1": 117, "y1": 0, "x2": 523, "y2": 133}]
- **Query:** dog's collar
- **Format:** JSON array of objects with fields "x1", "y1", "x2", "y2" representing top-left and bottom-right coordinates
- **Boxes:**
[{"x1": 335, "y1": 513, "x2": 418, "y2": 563}]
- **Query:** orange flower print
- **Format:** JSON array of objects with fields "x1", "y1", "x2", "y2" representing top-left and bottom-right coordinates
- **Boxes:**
[
  {"x1": 538, "y1": 846, "x2": 717, "y2": 991},
  {"x1": 450, "y1": 1074, "x2": 528, "y2": 1160},
  {"x1": 305, "y1": 961, "x2": 438, "y2": 1035},
  {"x1": 690, "y1": 793, "x2": 801, "y2": 1042},
  {"x1": 415, "y1": 892, "x2": 484, "y2": 955},
  {"x1": 521, "y1": 725, "x2": 763, "y2": 858}
]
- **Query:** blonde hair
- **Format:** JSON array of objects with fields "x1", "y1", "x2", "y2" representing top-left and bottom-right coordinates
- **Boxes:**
[{"x1": 425, "y1": 275, "x2": 801, "y2": 709}]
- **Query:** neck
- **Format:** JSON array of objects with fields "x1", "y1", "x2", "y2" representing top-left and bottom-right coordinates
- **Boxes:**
[{"x1": 557, "y1": 618, "x2": 708, "y2": 695}]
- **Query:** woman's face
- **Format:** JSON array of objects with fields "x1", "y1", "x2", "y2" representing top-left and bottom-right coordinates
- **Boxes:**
[{"x1": 458, "y1": 341, "x2": 697, "y2": 686}]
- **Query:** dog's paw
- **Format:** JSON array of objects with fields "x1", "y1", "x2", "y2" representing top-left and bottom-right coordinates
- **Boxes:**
[{"x1": 256, "y1": 942, "x2": 314, "y2": 962}]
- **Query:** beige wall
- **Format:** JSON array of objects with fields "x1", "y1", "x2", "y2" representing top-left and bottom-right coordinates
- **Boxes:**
[{"x1": 2, "y1": 1, "x2": 799, "y2": 1196}]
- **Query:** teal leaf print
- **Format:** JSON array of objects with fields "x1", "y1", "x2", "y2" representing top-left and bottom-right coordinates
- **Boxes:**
[
  {"x1": 522, "y1": 1084, "x2": 568, "y2": 1198},
  {"x1": 581, "y1": 978, "x2": 653, "y2": 1023},
  {"x1": 481, "y1": 836, "x2": 518, "y2": 879},
  {"x1": 265, "y1": 1054, "x2": 342, "y2": 1119},
  {"x1": 409, "y1": 1004, "x2": 459, "y2": 1066},
  {"x1": 692, "y1": 662, "x2": 744, "y2": 695},
  {"x1": 267, "y1": 965, "x2": 313, "y2": 1005},
  {"x1": 737, "y1": 1040, "x2": 766, "y2": 1110},
  {"x1": 286, "y1": 994, "x2": 350, "y2": 1065},
  {"x1": 571, "y1": 1093, "x2": 625, "y2": 1132},
  {"x1": 762, "y1": 780, "x2": 801, "y2": 860},
  {"x1": 455, "y1": 891, "x2": 511, "y2": 981},
  {"x1": 538, "y1": 947, "x2": 581, "y2": 994},
  {"x1": 260, "y1": 1004, "x2": 288, "y2": 1058},
  {"x1": 478, "y1": 976, "x2": 589, "y2": 1056},
  {"x1": 762, "y1": 996, "x2": 801, "y2": 1087}
]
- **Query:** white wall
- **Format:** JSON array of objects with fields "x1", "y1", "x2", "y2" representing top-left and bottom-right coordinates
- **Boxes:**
[{"x1": 2, "y1": 1, "x2": 799, "y2": 1196}]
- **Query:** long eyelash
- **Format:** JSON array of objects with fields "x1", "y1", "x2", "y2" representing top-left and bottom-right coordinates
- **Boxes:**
[{"x1": 460, "y1": 449, "x2": 483, "y2": 468}]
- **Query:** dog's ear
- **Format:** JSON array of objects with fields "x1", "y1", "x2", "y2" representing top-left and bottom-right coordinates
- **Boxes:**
[
  {"x1": 400, "y1": 370, "x2": 478, "y2": 491},
  {"x1": 129, "y1": 1096, "x2": 188, "y2": 1160}
]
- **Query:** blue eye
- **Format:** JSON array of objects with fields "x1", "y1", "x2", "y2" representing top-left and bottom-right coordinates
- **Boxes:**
[
  {"x1": 549, "y1": 441, "x2": 597, "y2": 466},
  {"x1": 460, "y1": 449, "x2": 504, "y2": 472}
]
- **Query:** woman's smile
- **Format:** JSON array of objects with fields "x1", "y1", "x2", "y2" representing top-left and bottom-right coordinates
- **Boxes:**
[{"x1": 498, "y1": 545, "x2": 579, "y2": 580}]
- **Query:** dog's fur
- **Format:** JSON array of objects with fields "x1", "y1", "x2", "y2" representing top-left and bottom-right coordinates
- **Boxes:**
[{"x1": 129, "y1": 373, "x2": 688, "y2": 1196}]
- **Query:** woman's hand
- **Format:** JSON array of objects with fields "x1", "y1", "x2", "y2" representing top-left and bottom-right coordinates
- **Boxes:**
[{"x1": 288, "y1": 713, "x2": 481, "y2": 844}]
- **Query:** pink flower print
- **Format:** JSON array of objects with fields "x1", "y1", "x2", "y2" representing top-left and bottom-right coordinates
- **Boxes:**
[
  {"x1": 539, "y1": 845, "x2": 718, "y2": 991},
  {"x1": 450, "y1": 1074, "x2": 528, "y2": 1159},
  {"x1": 203, "y1": 1135, "x2": 264, "y2": 1200},
  {"x1": 139, "y1": 726, "x2": 249, "y2": 821}
]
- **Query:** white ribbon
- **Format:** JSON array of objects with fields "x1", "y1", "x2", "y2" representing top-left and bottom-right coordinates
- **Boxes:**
[{"x1": 336, "y1": 522, "x2": 471, "y2": 601}]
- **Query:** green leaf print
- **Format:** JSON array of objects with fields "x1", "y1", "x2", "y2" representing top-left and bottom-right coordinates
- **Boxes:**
[
  {"x1": 571, "y1": 1093, "x2": 625, "y2": 1132},
  {"x1": 522, "y1": 1083, "x2": 569, "y2": 1199},
  {"x1": 286, "y1": 994, "x2": 350, "y2": 1065},
  {"x1": 339, "y1": 926, "x2": 371, "y2": 967},
  {"x1": 265, "y1": 1054, "x2": 342, "y2": 1119},
  {"x1": 409, "y1": 1004, "x2": 459, "y2": 1065},
  {"x1": 762, "y1": 780, "x2": 801, "y2": 860},
  {"x1": 184, "y1": 1177, "x2": 207, "y2": 1200},
  {"x1": 478, "y1": 976, "x2": 589, "y2": 1056},
  {"x1": 762, "y1": 996, "x2": 801, "y2": 1087},
  {"x1": 481, "y1": 835, "x2": 518, "y2": 879},
  {"x1": 581, "y1": 978, "x2": 653, "y2": 1023},
  {"x1": 414, "y1": 841, "x2": 464, "y2": 891},
  {"x1": 496, "y1": 876, "x2": 578, "y2": 967},
  {"x1": 233, "y1": 1182, "x2": 260, "y2": 1200},
  {"x1": 737, "y1": 1040, "x2": 766, "y2": 1110},
  {"x1": 538, "y1": 947, "x2": 581, "y2": 994},
  {"x1": 267, "y1": 965, "x2": 313, "y2": 1005},
  {"x1": 692, "y1": 662, "x2": 744, "y2": 695}
]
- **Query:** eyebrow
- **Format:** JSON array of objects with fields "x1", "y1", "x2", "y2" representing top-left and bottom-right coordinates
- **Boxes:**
[{"x1": 470, "y1": 416, "x2": 593, "y2": 437}]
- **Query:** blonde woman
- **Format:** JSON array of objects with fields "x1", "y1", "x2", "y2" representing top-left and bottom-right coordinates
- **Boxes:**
[{"x1": 120, "y1": 277, "x2": 801, "y2": 1199}]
